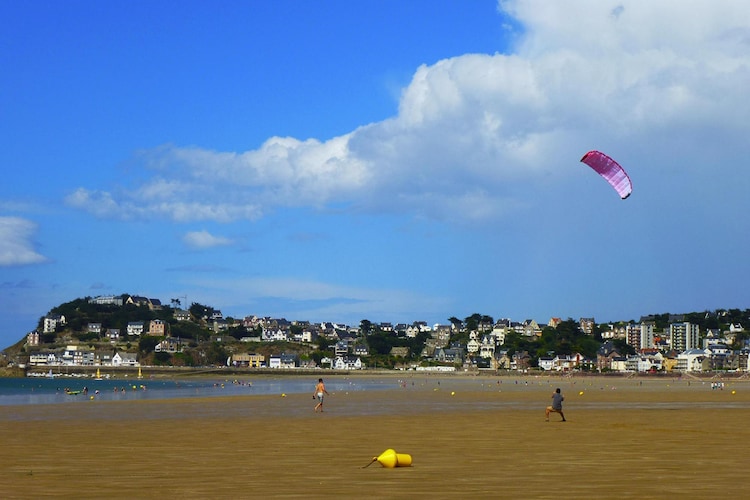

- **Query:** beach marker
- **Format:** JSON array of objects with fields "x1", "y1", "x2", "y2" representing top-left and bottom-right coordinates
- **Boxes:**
[{"x1": 362, "y1": 449, "x2": 413, "y2": 468}]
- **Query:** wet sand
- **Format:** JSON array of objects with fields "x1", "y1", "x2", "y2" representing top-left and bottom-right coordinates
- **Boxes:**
[{"x1": 2, "y1": 374, "x2": 749, "y2": 499}]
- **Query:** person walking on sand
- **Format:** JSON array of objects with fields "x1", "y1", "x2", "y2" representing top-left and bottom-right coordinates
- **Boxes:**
[
  {"x1": 313, "y1": 378, "x2": 330, "y2": 412},
  {"x1": 545, "y1": 387, "x2": 566, "y2": 422}
]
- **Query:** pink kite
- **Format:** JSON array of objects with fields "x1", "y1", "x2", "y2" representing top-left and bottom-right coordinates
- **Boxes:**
[{"x1": 580, "y1": 150, "x2": 632, "y2": 199}]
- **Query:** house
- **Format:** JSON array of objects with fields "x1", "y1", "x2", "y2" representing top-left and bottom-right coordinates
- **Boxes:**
[
  {"x1": 405, "y1": 322, "x2": 430, "y2": 337},
  {"x1": 538, "y1": 354, "x2": 585, "y2": 372},
  {"x1": 149, "y1": 319, "x2": 166, "y2": 336},
  {"x1": 538, "y1": 356, "x2": 555, "y2": 371},
  {"x1": 75, "y1": 349, "x2": 95, "y2": 366},
  {"x1": 512, "y1": 351, "x2": 531, "y2": 371},
  {"x1": 333, "y1": 355, "x2": 363, "y2": 370},
  {"x1": 290, "y1": 326, "x2": 316, "y2": 343},
  {"x1": 126, "y1": 296, "x2": 162, "y2": 310},
  {"x1": 268, "y1": 356, "x2": 281, "y2": 369},
  {"x1": 212, "y1": 319, "x2": 229, "y2": 332},
  {"x1": 353, "y1": 344, "x2": 369, "y2": 357},
  {"x1": 112, "y1": 352, "x2": 139, "y2": 367},
  {"x1": 479, "y1": 335, "x2": 496, "y2": 359},
  {"x1": 609, "y1": 356, "x2": 628, "y2": 372},
  {"x1": 96, "y1": 351, "x2": 114, "y2": 365},
  {"x1": 29, "y1": 352, "x2": 56, "y2": 365},
  {"x1": 231, "y1": 353, "x2": 265, "y2": 368},
  {"x1": 495, "y1": 350, "x2": 512, "y2": 369},
  {"x1": 126, "y1": 295, "x2": 151, "y2": 307},
  {"x1": 262, "y1": 328, "x2": 289, "y2": 342},
  {"x1": 43, "y1": 314, "x2": 66, "y2": 333},
  {"x1": 26, "y1": 331, "x2": 40, "y2": 347},
  {"x1": 597, "y1": 341, "x2": 621, "y2": 371},
  {"x1": 625, "y1": 353, "x2": 664, "y2": 372},
  {"x1": 466, "y1": 335, "x2": 480, "y2": 354},
  {"x1": 522, "y1": 320, "x2": 542, "y2": 337},
  {"x1": 431, "y1": 325, "x2": 452, "y2": 347},
  {"x1": 334, "y1": 341, "x2": 350, "y2": 357},
  {"x1": 89, "y1": 295, "x2": 124, "y2": 306},
  {"x1": 127, "y1": 321, "x2": 144, "y2": 336},
  {"x1": 579, "y1": 317, "x2": 595, "y2": 335},
  {"x1": 266, "y1": 353, "x2": 298, "y2": 369},
  {"x1": 155, "y1": 337, "x2": 182, "y2": 353},
  {"x1": 490, "y1": 326, "x2": 507, "y2": 346},
  {"x1": 279, "y1": 353, "x2": 298, "y2": 369},
  {"x1": 87, "y1": 323, "x2": 102, "y2": 335},
  {"x1": 434, "y1": 347, "x2": 464, "y2": 364},
  {"x1": 676, "y1": 349, "x2": 710, "y2": 372},
  {"x1": 174, "y1": 309, "x2": 191, "y2": 321},
  {"x1": 106, "y1": 329, "x2": 121, "y2": 342}
]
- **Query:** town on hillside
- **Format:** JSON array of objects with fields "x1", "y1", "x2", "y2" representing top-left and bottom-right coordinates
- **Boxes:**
[{"x1": 4, "y1": 294, "x2": 750, "y2": 375}]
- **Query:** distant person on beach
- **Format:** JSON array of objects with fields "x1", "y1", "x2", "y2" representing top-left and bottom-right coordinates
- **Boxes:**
[
  {"x1": 545, "y1": 388, "x2": 566, "y2": 422},
  {"x1": 313, "y1": 378, "x2": 330, "y2": 412}
]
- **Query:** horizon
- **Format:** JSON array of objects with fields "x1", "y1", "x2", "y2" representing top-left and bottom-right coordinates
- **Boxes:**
[{"x1": 2, "y1": 1, "x2": 749, "y2": 348}]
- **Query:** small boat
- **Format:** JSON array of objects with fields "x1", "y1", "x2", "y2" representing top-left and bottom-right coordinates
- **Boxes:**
[{"x1": 64, "y1": 389, "x2": 81, "y2": 395}]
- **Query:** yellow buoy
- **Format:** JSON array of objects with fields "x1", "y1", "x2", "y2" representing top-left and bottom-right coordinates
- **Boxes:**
[
  {"x1": 364, "y1": 449, "x2": 413, "y2": 468},
  {"x1": 579, "y1": 391, "x2": 584, "y2": 395},
  {"x1": 451, "y1": 391, "x2": 455, "y2": 396}
]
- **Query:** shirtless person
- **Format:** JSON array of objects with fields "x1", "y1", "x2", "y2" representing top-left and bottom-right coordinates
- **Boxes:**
[
  {"x1": 545, "y1": 387, "x2": 566, "y2": 422},
  {"x1": 313, "y1": 378, "x2": 330, "y2": 412}
]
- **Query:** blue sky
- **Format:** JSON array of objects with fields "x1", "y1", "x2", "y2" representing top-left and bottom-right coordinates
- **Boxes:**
[{"x1": 2, "y1": 0, "x2": 749, "y2": 348}]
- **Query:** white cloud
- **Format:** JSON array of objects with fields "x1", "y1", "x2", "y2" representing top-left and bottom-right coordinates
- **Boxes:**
[
  {"x1": 67, "y1": 0, "x2": 750, "y2": 224},
  {"x1": 182, "y1": 230, "x2": 233, "y2": 249},
  {"x1": 0, "y1": 216, "x2": 47, "y2": 266},
  {"x1": 180, "y1": 276, "x2": 451, "y2": 325}
]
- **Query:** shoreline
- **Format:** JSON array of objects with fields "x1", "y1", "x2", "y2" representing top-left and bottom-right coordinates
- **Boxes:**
[{"x1": 16, "y1": 363, "x2": 750, "y2": 380}]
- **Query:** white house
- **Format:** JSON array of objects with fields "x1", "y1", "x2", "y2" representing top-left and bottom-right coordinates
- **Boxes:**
[
  {"x1": 625, "y1": 353, "x2": 663, "y2": 372},
  {"x1": 676, "y1": 348, "x2": 710, "y2": 372},
  {"x1": 112, "y1": 352, "x2": 139, "y2": 366},
  {"x1": 127, "y1": 321, "x2": 145, "y2": 336},
  {"x1": 43, "y1": 314, "x2": 66, "y2": 334},
  {"x1": 538, "y1": 357, "x2": 555, "y2": 371},
  {"x1": 333, "y1": 355, "x2": 363, "y2": 370},
  {"x1": 268, "y1": 356, "x2": 282, "y2": 369}
]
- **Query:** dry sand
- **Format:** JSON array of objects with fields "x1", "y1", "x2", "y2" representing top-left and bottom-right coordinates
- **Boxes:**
[{"x1": 1, "y1": 374, "x2": 749, "y2": 499}]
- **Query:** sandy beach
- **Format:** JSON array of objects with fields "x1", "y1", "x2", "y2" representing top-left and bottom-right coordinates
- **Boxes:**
[{"x1": 2, "y1": 373, "x2": 749, "y2": 499}]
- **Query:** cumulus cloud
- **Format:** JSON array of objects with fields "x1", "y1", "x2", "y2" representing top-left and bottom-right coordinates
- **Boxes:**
[
  {"x1": 0, "y1": 216, "x2": 47, "y2": 266},
  {"x1": 66, "y1": 0, "x2": 750, "y2": 224},
  {"x1": 182, "y1": 230, "x2": 233, "y2": 249}
]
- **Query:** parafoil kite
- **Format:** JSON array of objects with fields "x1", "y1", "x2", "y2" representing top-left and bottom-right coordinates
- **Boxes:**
[{"x1": 580, "y1": 150, "x2": 632, "y2": 199}]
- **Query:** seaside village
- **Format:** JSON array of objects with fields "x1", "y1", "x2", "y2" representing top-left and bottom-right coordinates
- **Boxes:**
[{"x1": 16, "y1": 294, "x2": 750, "y2": 375}]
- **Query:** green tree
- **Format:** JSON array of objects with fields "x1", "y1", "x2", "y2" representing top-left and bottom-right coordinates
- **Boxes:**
[
  {"x1": 360, "y1": 319, "x2": 373, "y2": 335},
  {"x1": 138, "y1": 336, "x2": 160, "y2": 354}
]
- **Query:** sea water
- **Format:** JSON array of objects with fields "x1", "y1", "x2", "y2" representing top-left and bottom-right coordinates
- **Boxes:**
[{"x1": 0, "y1": 375, "x2": 392, "y2": 406}]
